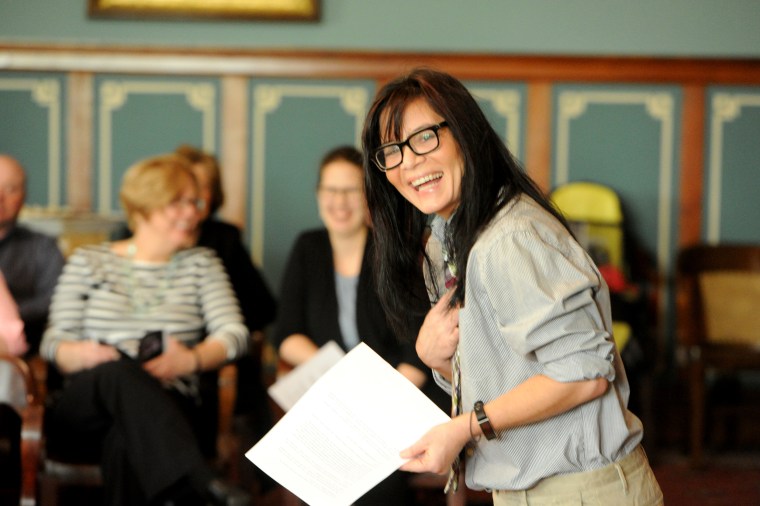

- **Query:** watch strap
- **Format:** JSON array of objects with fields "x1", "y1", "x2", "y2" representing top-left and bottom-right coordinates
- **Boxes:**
[{"x1": 474, "y1": 400, "x2": 497, "y2": 440}]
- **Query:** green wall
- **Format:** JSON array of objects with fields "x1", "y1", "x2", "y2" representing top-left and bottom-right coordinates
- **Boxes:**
[
  {"x1": 2, "y1": 1, "x2": 759, "y2": 363},
  {"x1": 1, "y1": 0, "x2": 759, "y2": 57}
]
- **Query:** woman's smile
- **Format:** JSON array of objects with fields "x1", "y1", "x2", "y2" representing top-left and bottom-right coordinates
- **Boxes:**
[{"x1": 383, "y1": 99, "x2": 463, "y2": 219}]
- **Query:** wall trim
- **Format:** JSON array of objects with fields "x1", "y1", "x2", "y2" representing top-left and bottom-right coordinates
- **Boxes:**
[
  {"x1": 707, "y1": 92, "x2": 760, "y2": 243},
  {"x1": 0, "y1": 76, "x2": 62, "y2": 207},
  {"x1": 2, "y1": 45, "x2": 760, "y2": 83}
]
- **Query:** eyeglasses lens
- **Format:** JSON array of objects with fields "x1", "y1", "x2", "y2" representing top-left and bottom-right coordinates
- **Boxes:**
[{"x1": 375, "y1": 124, "x2": 443, "y2": 171}]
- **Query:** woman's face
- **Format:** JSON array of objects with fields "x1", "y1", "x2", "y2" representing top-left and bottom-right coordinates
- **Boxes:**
[
  {"x1": 382, "y1": 98, "x2": 464, "y2": 219},
  {"x1": 138, "y1": 181, "x2": 201, "y2": 251},
  {"x1": 317, "y1": 159, "x2": 367, "y2": 237}
]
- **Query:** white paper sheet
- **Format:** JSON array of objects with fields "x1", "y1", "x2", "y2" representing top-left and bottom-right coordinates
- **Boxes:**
[
  {"x1": 247, "y1": 342, "x2": 450, "y2": 506},
  {"x1": 267, "y1": 340, "x2": 345, "y2": 412}
]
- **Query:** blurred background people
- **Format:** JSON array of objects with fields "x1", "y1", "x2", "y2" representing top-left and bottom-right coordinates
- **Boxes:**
[
  {"x1": 40, "y1": 153, "x2": 250, "y2": 506},
  {"x1": 0, "y1": 270, "x2": 27, "y2": 504},
  {"x1": 173, "y1": 144, "x2": 277, "y2": 420},
  {"x1": 174, "y1": 144, "x2": 278, "y2": 495},
  {"x1": 114, "y1": 146, "x2": 277, "y2": 420},
  {"x1": 272, "y1": 145, "x2": 436, "y2": 506},
  {"x1": 0, "y1": 154, "x2": 64, "y2": 355},
  {"x1": 0, "y1": 271, "x2": 26, "y2": 357}
]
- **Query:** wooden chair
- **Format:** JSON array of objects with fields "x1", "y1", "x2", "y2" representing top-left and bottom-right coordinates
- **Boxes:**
[
  {"x1": 0, "y1": 354, "x2": 43, "y2": 506},
  {"x1": 676, "y1": 243, "x2": 760, "y2": 467},
  {"x1": 31, "y1": 332, "x2": 266, "y2": 505},
  {"x1": 31, "y1": 360, "x2": 103, "y2": 506},
  {"x1": 34, "y1": 362, "x2": 229, "y2": 506}
]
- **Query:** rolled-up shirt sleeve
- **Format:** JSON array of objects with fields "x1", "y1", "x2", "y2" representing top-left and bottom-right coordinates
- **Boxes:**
[{"x1": 479, "y1": 228, "x2": 616, "y2": 383}]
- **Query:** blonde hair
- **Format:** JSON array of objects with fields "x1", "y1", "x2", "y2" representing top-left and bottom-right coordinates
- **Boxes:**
[{"x1": 119, "y1": 154, "x2": 197, "y2": 230}]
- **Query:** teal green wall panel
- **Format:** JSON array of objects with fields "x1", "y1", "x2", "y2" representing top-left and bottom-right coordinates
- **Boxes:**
[
  {"x1": 553, "y1": 85, "x2": 682, "y2": 281},
  {"x1": 468, "y1": 82, "x2": 527, "y2": 161},
  {"x1": 705, "y1": 88, "x2": 760, "y2": 244},
  {"x1": 248, "y1": 79, "x2": 375, "y2": 294},
  {"x1": 0, "y1": 73, "x2": 66, "y2": 208},
  {"x1": 1, "y1": 0, "x2": 758, "y2": 58},
  {"x1": 93, "y1": 76, "x2": 220, "y2": 215}
]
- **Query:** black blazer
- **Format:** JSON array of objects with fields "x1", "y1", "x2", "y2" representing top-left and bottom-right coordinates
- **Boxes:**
[
  {"x1": 197, "y1": 219, "x2": 276, "y2": 332},
  {"x1": 272, "y1": 229, "x2": 422, "y2": 370}
]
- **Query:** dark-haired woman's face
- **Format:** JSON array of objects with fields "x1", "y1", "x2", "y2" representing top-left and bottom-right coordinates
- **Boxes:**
[
  {"x1": 382, "y1": 99, "x2": 464, "y2": 219},
  {"x1": 317, "y1": 159, "x2": 367, "y2": 237}
]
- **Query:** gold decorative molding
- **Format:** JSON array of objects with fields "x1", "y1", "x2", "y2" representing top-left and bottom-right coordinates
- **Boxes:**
[
  {"x1": 707, "y1": 92, "x2": 760, "y2": 243},
  {"x1": 97, "y1": 79, "x2": 217, "y2": 213},
  {"x1": 249, "y1": 83, "x2": 370, "y2": 264},
  {"x1": 89, "y1": 0, "x2": 319, "y2": 21},
  {"x1": 555, "y1": 89, "x2": 676, "y2": 332},
  {"x1": 470, "y1": 88, "x2": 522, "y2": 159},
  {"x1": 0, "y1": 78, "x2": 61, "y2": 207}
]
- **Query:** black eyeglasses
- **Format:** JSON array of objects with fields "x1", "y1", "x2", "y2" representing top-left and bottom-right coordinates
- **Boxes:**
[{"x1": 373, "y1": 121, "x2": 449, "y2": 172}]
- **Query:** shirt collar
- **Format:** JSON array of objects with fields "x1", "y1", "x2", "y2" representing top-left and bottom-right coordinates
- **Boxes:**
[{"x1": 430, "y1": 213, "x2": 455, "y2": 246}]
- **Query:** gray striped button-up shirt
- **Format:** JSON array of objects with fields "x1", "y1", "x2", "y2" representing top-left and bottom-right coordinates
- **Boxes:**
[{"x1": 426, "y1": 195, "x2": 642, "y2": 491}]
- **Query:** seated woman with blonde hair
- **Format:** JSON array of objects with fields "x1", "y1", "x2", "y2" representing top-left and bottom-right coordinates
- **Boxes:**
[{"x1": 40, "y1": 154, "x2": 250, "y2": 506}]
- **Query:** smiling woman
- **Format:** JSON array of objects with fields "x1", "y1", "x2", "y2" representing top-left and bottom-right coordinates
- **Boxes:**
[
  {"x1": 362, "y1": 68, "x2": 664, "y2": 505},
  {"x1": 271, "y1": 145, "x2": 436, "y2": 506},
  {"x1": 39, "y1": 153, "x2": 252, "y2": 505},
  {"x1": 88, "y1": 0, "x2": 320, "y2": 20}
]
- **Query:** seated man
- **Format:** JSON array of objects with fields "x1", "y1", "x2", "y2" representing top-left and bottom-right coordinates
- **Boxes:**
[{"x1": 0, "y1": 154, "x2": 64, "y2": 354}]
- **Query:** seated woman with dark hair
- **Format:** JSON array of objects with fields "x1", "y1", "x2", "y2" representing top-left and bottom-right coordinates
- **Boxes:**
[
  {"x1": 40, "y1": 154, "x2": 250, "y2": 506},
  {"x1": 273, "y1": 145, "x2": 436, "y2": 506}
]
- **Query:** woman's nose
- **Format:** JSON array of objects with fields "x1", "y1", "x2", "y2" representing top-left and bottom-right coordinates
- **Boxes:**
[{"x1": 399, "y1": 145, "x2": 422, "y2": 171}]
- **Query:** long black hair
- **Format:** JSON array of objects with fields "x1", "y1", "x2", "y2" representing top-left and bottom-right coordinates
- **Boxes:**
[{"x1": 362, "y1": 68, "x2": 569, "y2": 340}]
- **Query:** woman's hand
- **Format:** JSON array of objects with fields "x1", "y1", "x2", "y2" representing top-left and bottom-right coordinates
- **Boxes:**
[
  {"x1": 399, "y1": 414, "x2": 471, "y2": 475},
  {"x1": 143, "y1": 336, "x2": 195, "y2": 381},
  {"x1": 55, "y1": 340, "x2": 120, "y2": 374},
  {"x1": 416, "y1": 290, "x2": 460, "y2": 378}
]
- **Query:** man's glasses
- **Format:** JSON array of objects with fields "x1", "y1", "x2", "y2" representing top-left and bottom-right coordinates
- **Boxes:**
[{"x1": 373, "y1": 121, "x2": 448, "y2": 172}]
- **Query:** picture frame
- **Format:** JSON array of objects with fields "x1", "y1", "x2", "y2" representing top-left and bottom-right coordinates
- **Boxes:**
[{"x1": 88, "y1": 0, "x2": 320, "y2": 21}]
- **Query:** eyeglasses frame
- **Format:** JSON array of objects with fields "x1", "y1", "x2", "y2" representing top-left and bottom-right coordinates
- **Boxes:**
[{"x1": 373, "y1": 121, "x2": 449, "y2": 172}]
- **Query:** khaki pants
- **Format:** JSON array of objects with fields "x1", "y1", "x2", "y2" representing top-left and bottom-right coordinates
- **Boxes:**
[{"x1": 492, "y1": 446, "x2": 663, "y2": 506}]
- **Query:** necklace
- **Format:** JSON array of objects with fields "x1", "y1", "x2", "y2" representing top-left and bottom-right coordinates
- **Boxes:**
[{"x1": 124, "y1": 241, "x2": 177, "y2": 314}]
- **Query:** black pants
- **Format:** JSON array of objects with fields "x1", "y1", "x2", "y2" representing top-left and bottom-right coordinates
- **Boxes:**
[{"x1": 46, "y1": 359, "x2": 213, "y2": 505}]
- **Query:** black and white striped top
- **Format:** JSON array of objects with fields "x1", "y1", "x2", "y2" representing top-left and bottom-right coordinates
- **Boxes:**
[
  {"x1": 426, "y1": 195, "x2": 643, "y2": 491},
  {"x1": 40, "y1": 244, "x2": 249, "y2": 373}
]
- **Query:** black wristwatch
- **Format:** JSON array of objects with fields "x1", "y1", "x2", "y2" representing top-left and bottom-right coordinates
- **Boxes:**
[{"x1": 474, "y1": 400, "x2": 497, "y2": 440}]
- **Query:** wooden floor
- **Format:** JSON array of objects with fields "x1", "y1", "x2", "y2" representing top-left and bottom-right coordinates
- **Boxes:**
[
  {"x1": 232, "y1": 364, "x2": 760, "y2": 506},
  {"x1": 246, "y1": 450, "x2": 760, "y2": 506},
  {"x1": 651, "y1": 450, "x2": 760, "y2": 506}
]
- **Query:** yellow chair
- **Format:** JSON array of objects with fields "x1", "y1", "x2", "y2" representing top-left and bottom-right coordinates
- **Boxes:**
[{"x1": 551, "y1": 181, "x2": 625, "y2": 271}]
